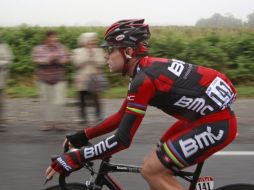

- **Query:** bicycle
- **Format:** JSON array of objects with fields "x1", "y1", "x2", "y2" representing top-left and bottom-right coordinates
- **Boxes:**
[{"x1": 43, "y1": 149, "x2": 254, "y2": 190}]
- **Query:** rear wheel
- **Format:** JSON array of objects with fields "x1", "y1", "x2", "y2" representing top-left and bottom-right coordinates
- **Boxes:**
[
  {"x1": 215, "y1": 184, "x2": 254, "y2": 190},
  {"x1": 43, "y1": 183, "x2": 86, "y2": 190}
]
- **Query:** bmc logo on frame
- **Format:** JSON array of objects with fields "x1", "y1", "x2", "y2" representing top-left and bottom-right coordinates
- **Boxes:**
[{"x1": 179, "y1": 126, "x2": 224, "y2": 158}]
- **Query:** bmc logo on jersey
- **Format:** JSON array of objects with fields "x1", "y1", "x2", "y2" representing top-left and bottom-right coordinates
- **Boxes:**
[
  {"x1": 167, "y1": 59, "x2": 186, "y2": 77},
  {"x1": 57, "y1": 157, "x2": 72, "y2": 171},
  {"x1": 179, "y1": 126, "x2": 224, "y2": 158},
  {"x1": 84, "y1": 135, "x2": 118, "y2": 159},
  {"x1": 174, "y1": 96, "x2": 214, "y2": 115}
]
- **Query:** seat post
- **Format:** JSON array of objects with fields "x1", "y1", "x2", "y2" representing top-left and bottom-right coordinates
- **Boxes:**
[{"x1": 189, "y1": 161, "x2": 204, "y2": 190}]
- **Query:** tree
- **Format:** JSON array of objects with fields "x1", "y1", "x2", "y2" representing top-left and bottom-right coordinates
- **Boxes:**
[
  {"x1": 246, "y1": 11, "x2": 254, "y2": 27},
  {"x1": 195, "y1": 13, "x2": 243, "y2": 28}
]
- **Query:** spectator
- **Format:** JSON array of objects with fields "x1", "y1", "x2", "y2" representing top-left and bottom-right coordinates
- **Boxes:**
[
  {"x1": 32, "y1": 30, "x2": 70, "y2": 131},
  {"x1": 71, "y1": 32, "x2": 105, "y2": 124},
  {"x1": 0, "y1": 39, "x2": 14, "y2": 132}
]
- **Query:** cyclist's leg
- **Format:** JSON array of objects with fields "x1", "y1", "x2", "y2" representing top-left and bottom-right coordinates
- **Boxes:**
[
  {"x1": 141, "y1": 107, "x2": 237, "y2": 190},
  {"x1": 140, "y1": 120, "x2": 188, "y2": 190},
  {"x1": 141, "y1": 148, "x2": 184, "y2": 190}
]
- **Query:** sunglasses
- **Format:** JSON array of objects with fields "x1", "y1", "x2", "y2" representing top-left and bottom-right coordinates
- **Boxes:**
[{"x1": 104, "y1": 46, "x2": 118, "y2": 54}]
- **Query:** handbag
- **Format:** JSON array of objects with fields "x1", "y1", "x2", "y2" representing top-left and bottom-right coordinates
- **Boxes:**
[{"x1": 87, "y1": 73, "x2": 109, "y2": 93}]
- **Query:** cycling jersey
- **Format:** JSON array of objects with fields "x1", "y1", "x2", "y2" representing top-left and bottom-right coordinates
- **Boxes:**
[
  {"x1": 53, "y1": 56, "x2": 237, "y2": 173},
  {"x1": 86, "y1": 56, "x2": 236, "y2": 140},
  {"x1": 128, "y1": 57, "x2": 236, "y2": 121}
]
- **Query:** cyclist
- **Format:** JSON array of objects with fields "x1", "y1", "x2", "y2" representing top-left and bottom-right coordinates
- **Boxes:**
[{"x1": 46, "y1": 19, "x2": 237, "y2": 190}]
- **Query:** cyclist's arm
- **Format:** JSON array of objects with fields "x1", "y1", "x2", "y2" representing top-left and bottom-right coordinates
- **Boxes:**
[
  {"x1": 64, "y1": 98, "x2": 128, "y2": 149},
  {"x1": 52, "y1": 75, "x2": 156, "y2": 174},
  {"x1": 85, "y1": 98, "x2": 128, "y2": 139}
]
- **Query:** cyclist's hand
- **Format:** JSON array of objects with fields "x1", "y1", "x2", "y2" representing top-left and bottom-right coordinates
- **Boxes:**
[
  {"x1": 65, "y1": 130, "x2": 89, "y2": 148},
  {"x1": 62, "y1": 138, "x2": 74, "y2": 152},
  {"x1": 46, "y1": 149, "x2": 83, "y2": 178},
  {"x1": 45, "y1": 165, "x2": 56, "y2": 180}
]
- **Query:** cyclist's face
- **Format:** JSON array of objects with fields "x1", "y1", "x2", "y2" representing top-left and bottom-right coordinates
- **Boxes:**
[{"x1": 104, "y1": 47, "x2": 124, "y2": 73}]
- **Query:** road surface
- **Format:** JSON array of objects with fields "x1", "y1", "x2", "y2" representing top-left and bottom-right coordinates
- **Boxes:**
[{"x1": 0, "y1": 98, "x2": 253, "y2": 189}]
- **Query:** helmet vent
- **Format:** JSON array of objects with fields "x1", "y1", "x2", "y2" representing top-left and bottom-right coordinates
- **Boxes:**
[
  {"x1": 129, "y1": 36, "x2": 138, "y2": 42},
  {"x1": 116, "y1": 34, "x2": 125, "y2": 41}
]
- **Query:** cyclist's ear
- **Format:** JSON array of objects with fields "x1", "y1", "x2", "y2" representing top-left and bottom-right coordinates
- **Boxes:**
[{"x1": 124, "y1": 47, "x2": 134, "y2": 59}]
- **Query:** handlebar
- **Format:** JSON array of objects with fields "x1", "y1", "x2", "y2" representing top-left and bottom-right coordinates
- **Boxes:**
[
  {"x1": 58, "y1": 161, "x2": 95, "y2": 190},
  {"x1": 58, "y1": 139, "x2": 94, "y2": 190},
  {"x1": 59, "y1": 174, "x2": 67, "y2": 190}
]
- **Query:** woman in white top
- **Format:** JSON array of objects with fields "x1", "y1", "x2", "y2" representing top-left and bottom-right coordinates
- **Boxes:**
[{"x1": 71, "y1": 32, "x2": 105, "y2": 124}]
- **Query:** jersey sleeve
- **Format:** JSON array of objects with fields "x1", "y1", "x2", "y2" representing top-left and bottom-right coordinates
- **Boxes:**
[
  {"x1": 66, "y1": 73, "x2": 156, "y2": 165},
  {"x1": 85, "y1": 98, "x2": 128, "y2": 139},
  {"x1": 117, "y1": 73, "x2": 156, "y2": 145}
]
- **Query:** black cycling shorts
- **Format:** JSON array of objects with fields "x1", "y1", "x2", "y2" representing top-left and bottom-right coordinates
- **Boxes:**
[{"x1": 156, "y1": 107, "x2": 237, "y2": 171}]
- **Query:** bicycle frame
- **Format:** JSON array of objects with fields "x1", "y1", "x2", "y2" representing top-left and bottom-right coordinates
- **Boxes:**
[
  {"x1": 93, "y1": 158, "x2": 141, "y2": 190},
  {"x1": 59, "y1": 156, "x2": 205, "y2": 190}
]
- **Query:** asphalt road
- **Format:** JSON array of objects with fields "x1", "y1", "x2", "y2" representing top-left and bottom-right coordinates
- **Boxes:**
[{"x1": 0, "y1": 98, "x2": 254, "y2": 190}]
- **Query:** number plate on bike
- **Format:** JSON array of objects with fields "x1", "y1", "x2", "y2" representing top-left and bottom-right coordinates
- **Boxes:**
[{"x1": 195, "y1": 176, "x2": 214, "y2": 190}]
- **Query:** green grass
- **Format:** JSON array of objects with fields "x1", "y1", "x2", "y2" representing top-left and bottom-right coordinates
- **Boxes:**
[
  {"x1": 66, "y1": 85, "x2": 128, "y2": 99},
  {"x1": 67, "y1": 85, "x2": 128, "y2": 98},
  {"x1": 102, "y1": 86, "x2": 128, "y2": 98},
  {"x1": 5, "y1": 85, "x2": 128, "y2": 99},
  {"x1": 6, "y1": 85, "x2": 38, "y2": 98},
  {"x1": 235, "y1": 86, "x2": 254, "y2": 98},
  {"x1": 5, "y1": 85, "x2": 254, "y2": 99}
]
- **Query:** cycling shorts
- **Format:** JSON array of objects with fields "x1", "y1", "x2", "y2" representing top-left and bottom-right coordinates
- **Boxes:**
[{"x1": 156, "y1": 107, "x2": 237, "y2": 171}]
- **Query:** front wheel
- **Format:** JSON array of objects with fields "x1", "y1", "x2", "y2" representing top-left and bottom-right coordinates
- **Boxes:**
[
  {"x1": 215, "y1": 184, "x2": 254, "y2": 190},
  {"x1": 43, "y1": 183, "x2": 87, "y2": 190}
]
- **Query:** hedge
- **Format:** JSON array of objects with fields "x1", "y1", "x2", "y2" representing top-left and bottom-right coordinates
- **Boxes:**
[{"x1": 0, "y1": 25, "x2": 254, "y2": 86}]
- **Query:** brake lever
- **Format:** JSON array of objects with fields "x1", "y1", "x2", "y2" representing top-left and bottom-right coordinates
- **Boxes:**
[{"x1": 43, "y1": 176, "x2": 52, "y2": 185}]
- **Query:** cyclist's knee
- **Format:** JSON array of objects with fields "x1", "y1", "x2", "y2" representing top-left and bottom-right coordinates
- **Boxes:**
[
  {"x1": 141, "y1": 152, "x2": 158, "y2": 181},
  {"x1": 141, "y1": 158, "x2": 153, "y2": 181}
]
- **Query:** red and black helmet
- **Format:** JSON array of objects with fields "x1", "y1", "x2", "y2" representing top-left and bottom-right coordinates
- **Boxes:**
[{"x1": 102, "y1": 19, "x2": 150, "y2": 48}]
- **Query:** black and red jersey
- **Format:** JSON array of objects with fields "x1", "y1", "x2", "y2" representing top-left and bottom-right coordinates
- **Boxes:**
[
  {"x1": 81, "y1": 56, "x2": 236, "y2": 164},
  {"x1": 127, "y1": 56, "x2": 236, "y2": 122},
  {"x1": 55, "y1": 56, "x2": 237, "y2": 172}
]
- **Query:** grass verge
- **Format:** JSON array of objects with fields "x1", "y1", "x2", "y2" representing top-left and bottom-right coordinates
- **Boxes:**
[{"x1": 5, "y1": 85, "x2": 254, "y2": 99}]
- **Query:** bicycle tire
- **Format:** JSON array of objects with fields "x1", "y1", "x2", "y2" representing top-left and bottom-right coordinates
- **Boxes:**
[
  {"x1": 215, "y1": 184, "x2": 254, "y2": 190},
  {"x1": 43, "y1": 183, "x2": 87, "y2": 190}
]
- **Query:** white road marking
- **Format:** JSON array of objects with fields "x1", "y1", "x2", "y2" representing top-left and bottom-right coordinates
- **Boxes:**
[{"x1": 215, "y1": 151, "x2": 254, "y2": 156}]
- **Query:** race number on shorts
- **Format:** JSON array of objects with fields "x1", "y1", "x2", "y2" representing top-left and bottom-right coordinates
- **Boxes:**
[{"x1": 206, "y1": 77, "x2": 234, "y2": 109}]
